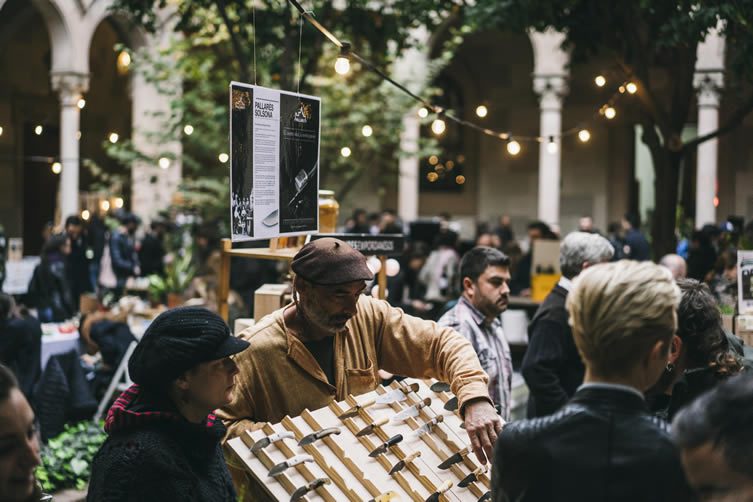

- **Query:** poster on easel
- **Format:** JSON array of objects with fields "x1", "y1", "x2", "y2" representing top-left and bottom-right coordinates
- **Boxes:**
[
  {"x1": 230, "y1": 82, "x2": 321, "y2": 242},
  {"x1": 739, "y1": 251, "x2": 753, "y2": 315}
]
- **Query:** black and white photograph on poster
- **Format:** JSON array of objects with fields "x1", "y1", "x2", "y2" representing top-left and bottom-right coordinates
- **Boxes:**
[
  {"x1": 230, "y1": 83, "x2": 254, "y2": 241},
  {"x1": 739, "y1": 251, "x2": 753, "y2": 314},
  {"x1": 279, "y1": 92, "x2": 320, "y2": 234}
]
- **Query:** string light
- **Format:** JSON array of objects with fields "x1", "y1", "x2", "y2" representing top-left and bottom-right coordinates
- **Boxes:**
[
  {"x1": 626, "y1": 82, "x2": 638, "y2": 94},
  {"x1": 100, "y1": 200, "x2": 110, "y2": 211},
  {"x1": 507, "y1": 139, "x2": 521, "y2": 156},
  {"x1": 546, "y1": 136, "x2": 558, "y2": 154},
  {"x1": 428, "y1": 155, "x2": 439, "y2": 165},
  {"x1": 334, "y1": 43, "x2": 351, "y2": 75},
  {"x1": 427, "y1": 172, "x2": 439, "y2": 182},
  {"x1": 158, "y1": 157, "x2": 171, "y2": 169},
  {"x1": 183, "y1": 125, "x2": 194, "y2": 135},
  {"x1": 76, "y1": 131, "x2": 81, "y2": 140},
  {"x1": 456, "y1": 175, "x2": 466, "y2": 185},
  {"x1": 35, "y1": 125, "x2": 43, "y2": 135},
  {"x1": 578, "y1": 129, "x2": 591, "y2": 143},
  {"x1": 713, "y1": 196, "x2": 720, "y2": 207},
  {"x1": 77, "y1": 99, "x2": 86, "y2": 109},
  {"x1": 109, "y1": 132, "x2": 119, "y2": 144},
  {"x1": 0, "y1": 126, "x2": 3, "y2": 136},
  {"x1": 114, "y1": 197, "x2": 124, "y2": 208},
  {"x1": 218, "y1": 153, "x2": 229, "y2": 163},
  {"x1": 475, "y1": 105, "x2": 488, "y2": 118},
  {"x1": 595, "y1": 75, "x2": 606, "y2": 87},
  {"x1": 361, "y1": 125, "x2": 373, "y2": 137},
  {"x1": 431, "y1": 117, "x2": 446, "y2": 136},
  {"x1": 340, "y1": 146, "x2": 352, "y2": 158},
  {"x1": 51, "y1": 162, "x2": 62, "y2": 174},
  {"x1": 81, "y1": 210, "x2": 91, "y2": 221},
  {"x1": 117, "y1": 51, "x2": 131, "y2": 75},
  {"x1": 417, "y1": 107, "x2": 429, "y2": 118},
  {"x1": 604, "y1": 106, "x2": 617, "y2": 120}
]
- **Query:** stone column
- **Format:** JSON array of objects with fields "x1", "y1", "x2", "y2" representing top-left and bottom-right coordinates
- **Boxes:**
[
  {"x1": 694, "y1": 75, "x2": 723, "y2": 228},
  {"x1": 52, "y1": 72, "x2": 89, "y2": 223},
  {"x1": 533, "y1": 75, "x2": 567, "y2": 227}
]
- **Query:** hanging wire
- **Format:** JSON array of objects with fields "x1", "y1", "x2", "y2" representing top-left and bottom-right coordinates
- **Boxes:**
[
  {"x1": 252, "y1": 0, "x2": 257, "y2": 85},
  {"x1": 296, "y1": 10, "x2": 306, "y2": 95}
]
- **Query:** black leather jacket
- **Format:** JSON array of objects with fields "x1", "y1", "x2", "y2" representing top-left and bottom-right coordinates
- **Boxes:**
[{"x1": 493, "y1": 386, "x2": 692, "y2": 502}]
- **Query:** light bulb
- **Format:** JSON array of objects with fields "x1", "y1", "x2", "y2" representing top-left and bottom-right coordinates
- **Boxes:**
[
  {"x1": 340, "y1": 146, "x2": 352, "y2": 158},
  {"x1": 604, "y1": 106, "x2": 616, "y2": 119},
  {"x1": 426, "y1": 172, "x2": 439, "y2": 182},
  {"x1": 626, "y1": 82, "x2": 638, "y2": 94},
  {"x1": 385, "y1": 258, "x2": 400, "y2": 277},
  {"x1": 183, "y1": 125, "x2": 194, "y2": 135},
  {"x1": 334, "y1": 57, "x2": 350, "y2": 75},
  {"x1": 578, "y1": 129, "x2": 591, "y2": 143},
  {"x1": 158, "y1": 157, "x2": 171, "y2": 169},
  {"x1": 0, "y1": 126, "x2": 3, "y2": 136},
  {"x1": 77, "y1": 99, "x2": 86, "y2": 109},
  {"x1": 417, "y1": 107, "x2": 429, "y2": 118},
  {"x1": 431, "y1": 118, "x2": 446, "y2": 135},
  {"x1": 117, "y1": 51, "x2": 131, "y2": 74},
  {"x1": 218, "y1": 153, "x2": 229, "y2": 163},
  {"x1": 507, "y1": 140, "x2": 521, "y2": 156},
  {"x1": 595, "y1": 75, "x2": 606, "y2": 87},
  {"x1": 51, "y1": 162, "x2": 62, "y2": 174},
  {"x1": 76, "y1": 131, "x2": 82, "y2": 140},
  {"x1": 371, "y1": 284, "x2": 388, "y2": 298},
  {"x1": 81, "y1": 210, "x2": 91, "y2": 221},
  {"x1": 361, "y1": 125, "x2": 373, "y2": 137},
  {"x1": 367, "y1": 256, "x2": 382, "y2": 274},
  {"x1": 109, "y1": 132, "x2": 119, "y2": 144},
  {"x1": 101, "y1": 200, "x2": 110, "y2": 211},
  {"x1": 475, "y1": 105, "x2": 488, "y2": 118},
  {"x1": 546, "y1": 138, "x2": 558, "y2": 154},
  {"x1": 114, "y1": 197, "x2": 124, "y2": 208},
  {"x1": 35, "y1": 125, "x2": 43, "y2": 135},
  {"x1": 455, "y1": 175, "x2": 466, "y2": 185},
  {"x1": 428, "y1": 155, "x2": 439, "y2": 165}
]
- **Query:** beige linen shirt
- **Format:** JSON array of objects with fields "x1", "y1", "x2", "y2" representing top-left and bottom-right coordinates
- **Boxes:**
[{"x1": 218, "y1": 295, "x2": 491, "y2": 438}]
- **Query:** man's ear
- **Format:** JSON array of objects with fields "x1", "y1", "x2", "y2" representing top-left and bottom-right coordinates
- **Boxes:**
[
  {"x1": 174, "y1": 372, "x2": 191, "y2": 392},
  {"x1": 462, "y1": 277, "x2": 475, "y2": 296},
  {"x1": 668, "y1": 335, "x2": 683, "y2": 364},
  {"x1": 646, "y1": 338, "x2": 670, "y2": 369}
]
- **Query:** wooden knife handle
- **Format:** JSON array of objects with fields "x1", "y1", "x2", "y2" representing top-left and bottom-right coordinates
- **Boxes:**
[
  {"x1": 404, "y1": 450, "x2": 422, "y2": 463},
  {"x1": 438, "y1": 479, "x2": 453, "y2": 494},
  {"x1": 374, "y1": 416, "x2": 389, "y2": 427}
]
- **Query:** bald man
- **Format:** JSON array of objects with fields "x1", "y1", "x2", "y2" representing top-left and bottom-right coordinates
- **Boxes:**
[{"x1": 660, "y1": 254, "x2": 687, "y2": 280}]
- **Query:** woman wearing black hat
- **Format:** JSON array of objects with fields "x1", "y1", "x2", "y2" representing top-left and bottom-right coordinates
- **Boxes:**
[{"x1": 87, "y1": 307, "x2": 249, "y2": 501}]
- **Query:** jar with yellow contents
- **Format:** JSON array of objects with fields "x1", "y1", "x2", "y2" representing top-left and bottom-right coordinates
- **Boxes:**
[{"x1": 318, "y1": 190, "x2": 339, "y2": 233}]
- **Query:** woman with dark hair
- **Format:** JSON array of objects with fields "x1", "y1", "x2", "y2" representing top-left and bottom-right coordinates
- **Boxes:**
[
  {"x1": 26, "y1": 234, "x2": 75, "y2": 322},
  {"x1": 87, "y1": 307, "x2": 248, "y2": 501},
  {"x1": 647, "y1": 278, "x2": 745, "y2": 420},
  {"x1": 0, "y1": 363, "x2": 42, "y2": 502}
]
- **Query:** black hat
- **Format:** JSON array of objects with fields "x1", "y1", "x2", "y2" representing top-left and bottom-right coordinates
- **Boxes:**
[
  {"x1": 128, "y1": 307, "x2": 249, "y2": 387},
  {"x1": 291, "y1": 237, "x2": 374, "y2": 285}
]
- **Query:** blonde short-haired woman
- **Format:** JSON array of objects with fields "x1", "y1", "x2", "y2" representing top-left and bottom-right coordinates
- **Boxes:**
[{"x1": 492, "y1": 261, "x2": 691, "y2": 502}]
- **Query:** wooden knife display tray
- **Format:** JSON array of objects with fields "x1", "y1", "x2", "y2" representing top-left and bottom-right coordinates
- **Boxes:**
[{"x1": 227, "y1": 378, "x2": 492, "y2": 502}]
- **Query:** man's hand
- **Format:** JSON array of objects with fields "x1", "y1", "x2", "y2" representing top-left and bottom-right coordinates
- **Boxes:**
[{"x1": 463, "y1": 399, "x2": 503, "y2": 465}]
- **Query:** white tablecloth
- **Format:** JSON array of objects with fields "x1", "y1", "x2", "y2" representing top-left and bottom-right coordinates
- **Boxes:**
[
  {"x1": 40, "y1": 324, "x2": 80, "y2": 368},
  {"x1": 2, "y1": 257, "x2": 40, "y2": 295}
]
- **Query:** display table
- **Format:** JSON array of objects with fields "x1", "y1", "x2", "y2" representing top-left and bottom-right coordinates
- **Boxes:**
[
  {"x1": 40, "y1": 323, "x2": 80, "y2": 368},
  {"x1": 2, "y1": 257, "x2": 40, "y2": 295}
]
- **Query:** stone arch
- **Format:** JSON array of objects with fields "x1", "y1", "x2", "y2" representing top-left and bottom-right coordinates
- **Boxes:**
[
  {"x1": 83, "y1": 2, "x2": 148, "y2": 56},
  {"x1": 30, "y1": 0, "x2": 86, "y2": 74}
]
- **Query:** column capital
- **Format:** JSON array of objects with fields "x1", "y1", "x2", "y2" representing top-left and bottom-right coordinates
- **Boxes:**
[
  {"x1": 533, "y1": 74, "x2": 568, "y2": 110},
  {"x1": 51, "y1": 72, "x2": 90, "y2": 107},
  {"x1": 694, "y1": 70, "x2": 724, "y2": 108}
]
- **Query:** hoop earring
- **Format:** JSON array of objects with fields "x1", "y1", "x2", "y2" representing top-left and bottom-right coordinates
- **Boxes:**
[{"x1": 665, "y1": 363, "x2": 675, "y2": 373}]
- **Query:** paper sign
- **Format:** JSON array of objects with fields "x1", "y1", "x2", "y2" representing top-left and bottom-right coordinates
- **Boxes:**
[{"x1": 739, "y1": 251, "x2": 753, "y2": 315}]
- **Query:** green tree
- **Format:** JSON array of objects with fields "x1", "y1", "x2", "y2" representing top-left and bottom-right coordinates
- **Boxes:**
[
  {"x1": 468, "y1": 1, "x2": 753, "y2": 257},
  {"x1": 111, "y1": 0, "x2": 452, "y2": 220}
]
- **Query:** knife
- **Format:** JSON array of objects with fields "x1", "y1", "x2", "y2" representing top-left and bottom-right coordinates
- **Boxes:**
[
  {"x1": 290, "y1": 478, "x2": 330, "y2": 501},
  {"x1": 458, "y1": 466, "x2": 486, "y2": 488},
  {"x1": 389, "y1": 450, "x2": 421, "y2": 475},
  {"x1": 413, "y1": 415, "x2": 444, "y2": 437},
  {"x1": 477, "y1": 491, "x2": 491, "y2": 502},
  {"x1": 437, "y1": 447, "x2": 470, "y2": 470},
  {"x1": 430, "y1": 381, "x2": 451, "y2": 393},
  {"x1": 443, "y1": 396, "x2": 458, "y2": 412},
  {"x1": 368, "y1": 491, "x2": 399, "y2": 502},
  {"x1": 298, "y1": 427, "x2": 341, "y2": 446},
  {"x1": 368, "y1": 433, "x2": 404, "y2": 457},
  {"x1": 339, "y1": 384, "x2": 420, "y2": 419},
  {"x1": 392, "y1": 397, "x2": 432, "y2": 422},
  {"x1": 268, "y1": 454, "x2": 314, "y2": 477},
  {"x1": 356, "y1": 417, "x2": 389, "y2": 437},
  {"x1": 425, "y1": 480, "x2": 453, "y2": 502},
  {"x1": 250, "y1": 431, "x2": 296, "y2": 453}
]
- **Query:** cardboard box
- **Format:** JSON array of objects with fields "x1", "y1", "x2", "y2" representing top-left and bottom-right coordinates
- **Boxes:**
[{"x1": 254, "y1": 283, "x2": 289, "y2": 321}]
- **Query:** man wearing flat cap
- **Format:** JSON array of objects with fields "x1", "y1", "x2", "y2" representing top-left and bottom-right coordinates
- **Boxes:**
[{"x1": 218, "y1": 238, "x2": 501, "y2": 493}]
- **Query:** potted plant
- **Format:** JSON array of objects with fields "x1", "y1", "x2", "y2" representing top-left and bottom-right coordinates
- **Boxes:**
[{"x1": 148, "y1": 251, "x2": 196, "y2": 308}]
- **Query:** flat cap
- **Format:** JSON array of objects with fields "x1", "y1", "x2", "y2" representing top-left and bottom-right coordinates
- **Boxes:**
[
  {"x1": 292, "y1": 237, "x2": 374, "y2": 285},
  {"x1": 129, "y1": 306, "x2": 249, "y2": 387}
]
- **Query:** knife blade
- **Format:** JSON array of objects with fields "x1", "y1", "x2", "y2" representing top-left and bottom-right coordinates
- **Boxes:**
[
  {"x1": 443, "y1": 396, "x2": 459, "y2": 411},
  {"x1": 437, "y1": 447, "x2": 470, "y2": 470},
  {"x1": 430, "y1": 381, "x2": 451, "y2": 393},
  {"x1": 392, "y1": 397, "x2": 432, "y2": 422},
  {"x1": 413, "y1": 415, "x2": 444, "y2": 437},
  {"x1": 250, "y1": 431, "x2": 295, "y2": 453},
  {"x1": 389, "y1": 450, "x2": 421, "y2": 475},
  {"x1": 458, "y1": 466, "x2": 486, "y2": 488},
  {"x1": 368, "y1": 491, "x2": 399, "y2": 502},
  {"x1": 477, "y1": 491, "x2": 491, "y2": 502},
  {"x1": 340, "y1": 385, "x2": 419, "y2": 419},
  {"x1": 268, "y1": 454, "x2": 314, "y2": 477},
  {"x1": 298, "y1": 427, "x2": 341, "y2": 446},
  {"x1": 368, "y1": 433, "x2": 404, "y2": 457},
  {"x1": 425, "y1": 480, "x2": 453, "y2": 502},
  {"x1": 290, "y1": 478, "x2": 330, "y2": 501},
  {"x1": 356, "y1": 417, "x2": 389, "y2": 437}
]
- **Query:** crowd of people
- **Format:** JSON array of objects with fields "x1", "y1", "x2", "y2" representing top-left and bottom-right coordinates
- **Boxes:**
[{"x1": 0, "y1": 207, "x2": 752, "y2": 501}]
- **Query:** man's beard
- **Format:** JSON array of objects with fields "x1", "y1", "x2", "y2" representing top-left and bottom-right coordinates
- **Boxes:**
[{"x1": 298, "y1": 299, "x2": 347, "y2": 336}]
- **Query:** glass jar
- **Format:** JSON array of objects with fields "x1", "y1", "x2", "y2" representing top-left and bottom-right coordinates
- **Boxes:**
[{"x1": 318, "y1": 190, "x2": 339, "y2": 233}]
